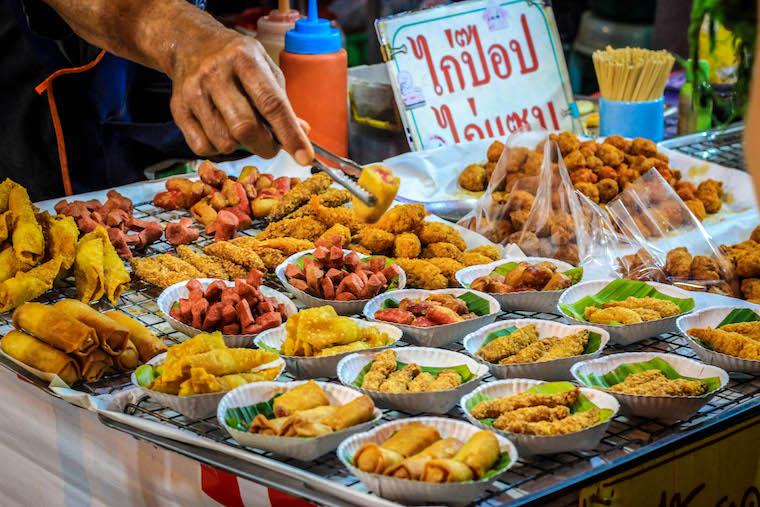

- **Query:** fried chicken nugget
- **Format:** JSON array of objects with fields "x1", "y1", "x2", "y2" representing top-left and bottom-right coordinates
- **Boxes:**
[
  {"x1": 461, "y1": 251, "x2": 495, "y2": 267},
  {"x1": 487, "y1": 140, "x2": 505, "y2": 162},
  {"x1": 417, "y1": 222, "x2": 467, "y2": 251},
  {"x1": 310, "y1": 197, "x2": 360, "y2": 232},
  {"x1": 696, "y1": 179, "x2": 723, "y2": 214},
  {"x1": 373, "y1": 204, "x2": 427, "y2": 234},
  {"x1": 356, "y1": 227, "x2": 395, "y2": 254},
  {"x1": 422, "y1": 242, "x2": 462, "y2": 260},
  {"x1": 459, "y1": 164, "x2": 488, "y2": 192},
  {"x1": 394, "y1": 258, "x2": 448, "y2": 290},
  {"x1": 393, "y1": 232, "x2": 422, "y2": 258},
  {"x1": 318, "y1": 224, "x2": 352, "y2": 248},
  {"x1": 684, "y1": 199, "x2": 707, "y2": 221},
  {"x1": 664, "y1": 247, "x2": 692, "y2": 278},
  {"x1": 257, "y1": 217, "x2": 327, "y2": 241},
  {"x1": 465, "y1": 245, "x2": 500, "y2": 262},
  {"x1": 426, "y1": 257, "x2": 464, "y2": 287}
]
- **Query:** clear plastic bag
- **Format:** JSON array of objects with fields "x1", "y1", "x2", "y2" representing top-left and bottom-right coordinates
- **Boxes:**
[
  {"x1": 458, "y1": 131, "x2": 589, "y2": 266},
  {"x1": 606, "y1": 168, "x2": 739, "y2": 297}
]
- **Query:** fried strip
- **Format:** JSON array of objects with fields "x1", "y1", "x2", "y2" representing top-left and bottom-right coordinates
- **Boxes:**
[
  {"x1": 176, "y1": 245, "x2": 229, "y2": 279},
  {"x1": 268, "y1": 172, "x2": 332, "y2": 220},
  {"x1": 203, "y1": 241, "x2": 265, "y2": 271},
  {"x1": 470, "y1": 388, "x2": 579, "y2": 419}
]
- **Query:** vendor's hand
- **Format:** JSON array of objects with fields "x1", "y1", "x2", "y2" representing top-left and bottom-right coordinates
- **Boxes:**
[{"x1": 169, "y1": 30, "x2": 313, "y2": 164}]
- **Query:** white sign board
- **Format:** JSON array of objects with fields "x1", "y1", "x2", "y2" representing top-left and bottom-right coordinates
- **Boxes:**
[{"x1": 376, "y1": 0, "x2": 579, "y2": 151}]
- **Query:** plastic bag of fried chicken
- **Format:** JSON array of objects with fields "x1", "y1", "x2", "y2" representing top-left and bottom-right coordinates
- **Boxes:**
[
  {"x1": 606, "y1": 168, "x2": 740, "y2": 297},
  {"x1": 458, "y1": 131, "x2": 589, "y2": 266}
]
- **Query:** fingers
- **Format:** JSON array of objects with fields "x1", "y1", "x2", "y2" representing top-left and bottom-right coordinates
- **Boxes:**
[
  {"x1": 170, "y1": 94, "x2": 215, "y2": 156},
  {"x1": 234, "y1": 56, "x2": 314, "y2": 166}
]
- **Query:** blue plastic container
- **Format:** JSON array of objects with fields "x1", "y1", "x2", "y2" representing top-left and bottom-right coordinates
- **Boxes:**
[{"x1": 599, "y1": 97, "x2": 664, "y2": 141}]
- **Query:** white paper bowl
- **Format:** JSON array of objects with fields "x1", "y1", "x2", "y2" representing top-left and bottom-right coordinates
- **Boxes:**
[
  {"x1": 217, "y1": 380, "x2": 382, "y2": 461},
  {"x1": 253, "y1": 319, "x2": 403, "y2": 379},
  {"x1": 363, "y1": 288, "x2": 500, "y2": 347},
  {"x1": 570, "y1": 352, "x2": 729, "y2": 421},
  {"x1": 131, "y1": 352, "x2": 285, "y2": 419},
  {"x1": 557, "y1": 278, "x2": 695, "y2": 345},
  {"x1": 456, "y1": 257, "x2": 577, "y2": 313},
  {"x1": 676, "y1": 306, "x2": 760, "y2": 374},
  {"x1": 460, "y1": 378, "x2": 618, "y2": 455},
  {"x1": 336, "y1": 347, "x2": 488, "y2": 414},
  {"x1": 337, "y1": 416, "x2": 518, "y2": 505},
  {"x1": 157, "y1": 278, "x2": 297, "y2": 348},
  {"x1": 275, "y1": 249, "x2": 407, "y2": 316},
  {"x1": 462, "y1": 319, "x2": 610, "y2": 380}
]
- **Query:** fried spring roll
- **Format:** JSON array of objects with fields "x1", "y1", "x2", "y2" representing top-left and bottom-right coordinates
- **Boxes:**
[
  {"x1": 1, "y1": 330, "x2": 80, "y2": 385},
  {"x1": 76, "y1": 348, "x2": 113, "y2": 382},
  {"x1": 90, "y1": 227, "x2": 130, "y2": 303},
  {"x1": 250, "y1": 415, "x2": 289, "y2": 435},
  {"x1": 353, "y1": 423, "x2": 441, "y2": 474},
  {"x1": 385, "y1": 438, "x2": 463, "y2": 480},
  {"x1": 9, "y1": 185, "x2": 44, "y2": 265},
  {"x1": 273, "y1": 380, "x2": 330, "y2": 417},
  {"x1": 449, "y1": 430, "x2": 500, "y2": 479},
  {"x1": 421, "y1": 459, "x2": 473, "y2": 483},
  {"x1": 54, "y1": 299, "x2": 129, "y2": 356},
  {"x1": 12, "y1": 302, "x2": 98, "y2": 356},
  {"x1": 178, "y1": 348, "x2": 279, "y2": 378},
  {"x1": 280, "y1": 406, "x2": 337, "y2": 437},
  {"x1": 45, "y1": 214, "x2": 79, "y2": 271},
  {"x1": 104, "y1": 310, "x2": 167, "y2": 362},
  {"x1": 74, "y1": 232, "x2": 105, "y2": 303},
  {"x1": 0, "y1": 257, "x2": 61, "y2": 313},
  {"x1": 320, "y1": 395, "x2": 375, "y2": 431},
  {"x1": 115, "y1": 340, "x2": 140, "y2": 370}
]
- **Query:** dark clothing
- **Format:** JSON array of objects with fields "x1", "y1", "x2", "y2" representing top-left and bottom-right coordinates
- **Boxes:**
[{"x1": 1, "y1": 0, "x2": 196, "y2": 201}]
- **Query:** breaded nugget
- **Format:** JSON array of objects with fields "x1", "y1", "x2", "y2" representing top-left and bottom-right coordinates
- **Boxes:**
[
  {"x1": 318, "y1": 224, "x2": 352, "y2": 248},
  {"x1": 394, "y1": 258, "x2": 448, "y2": 289},
  {"x1": 424, "y1": 370, "x2": 462, "y2": 391},
  {"x1": 459, "y1": 164, "x2": 488, "y2": 192},
  {"x1": 426, "y1": 257, "x2": 464, "y2": 287},
  {"x1": 422, "y1": 242, "x2": 462, "y2": 260},
  {"x1": 465, "y1": 245, "x2": 500, "y2": 261},
  {"x1": 487, "y1": 140, "x2": 505, "y2": 162},
  {"x1": 460, "y1": 252, "x2": 493, "y2": 267},
  {"x1": 407, "y1": 371, "x2": 435, "y2": 392},
  {"x1": 356, "y1": 227, "x2": 395, "y2": 254},
  {"x1": 257, "y1": 217, "x2": 327, "y2": 241},
  {"x1": 417, "y1": 222, "x2": 467, "y2": 250},
  {"x1": 493, "y1": 405, "x2": 570, "y2": 428},
  {"x1": 176, "y1": 245, "x2": 229, "y2": 279},
  {"x1": 268, "y1": 172, "x2": 332, "y2": 220},
  {"x1": 606, "y1": 370, "x2": 707, "y2": 396},
  {"x1": 204, "y1": 241, "x2": 265, "y2": 271},
  {"x1": 373, "y1": 204, "x2": 427, "y2": 234},
  {"x1": 664, "y1": 247, "x2": 692, "y2": 278},
  {"x1": 471, "y1": 388, "x2": 579, "y2": 419},
  {"x1": 393, "y1": 232, "x2": 422, "y2": 258},
  {"x1": 310, "y1": 197, "x2": 360, "y2": 231},
  {"x1": 500, "y1": 408, "x2": 600, "y2": 435},
  {"x1": 585, "y1": 306, "x2": 642, "y2": 325}
]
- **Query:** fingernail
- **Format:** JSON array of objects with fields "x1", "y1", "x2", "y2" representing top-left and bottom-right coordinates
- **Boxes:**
[{"x1": 295, "y1": 149, "x2": 312, "y2": 166}]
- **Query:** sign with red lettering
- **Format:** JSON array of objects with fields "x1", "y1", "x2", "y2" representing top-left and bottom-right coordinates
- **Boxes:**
[{"x1": 376, "y1": 0, "x2": 578, "y2": 150}]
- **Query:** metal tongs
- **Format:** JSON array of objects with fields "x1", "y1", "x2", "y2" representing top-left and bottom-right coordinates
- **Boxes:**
[{"x1": 311, "y1": 142, "x2": 377, "y2": 207}]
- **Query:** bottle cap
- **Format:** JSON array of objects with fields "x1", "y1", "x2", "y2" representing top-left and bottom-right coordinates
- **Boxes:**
[{"x1": 284, "y1": 0, "x2": 341, "y2": 55}]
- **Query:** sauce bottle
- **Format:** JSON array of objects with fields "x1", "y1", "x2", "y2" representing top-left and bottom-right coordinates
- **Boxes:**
[
  {"x1": 256, "y1": 0, "x2": 300, "y2": 65},
  {"x1": 280, "y1": 0, "x2": 348, "y2": 157}
]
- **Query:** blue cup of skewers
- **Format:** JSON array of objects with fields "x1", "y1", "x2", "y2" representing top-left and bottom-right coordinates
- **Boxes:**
[{"x1": 600, "y1": 96, "x2": 664, "y2": 142}]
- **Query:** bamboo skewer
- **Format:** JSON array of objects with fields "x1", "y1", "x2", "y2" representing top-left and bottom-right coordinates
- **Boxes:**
[{"x1": 593, "y1": 46, "x2": 675, "y2": 102}]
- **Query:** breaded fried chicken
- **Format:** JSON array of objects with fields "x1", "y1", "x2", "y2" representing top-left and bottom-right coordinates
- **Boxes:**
[
  {"x1": 373, "y1": 204, "x2": 428, "y2": 234},
  {"x1": 394, "y1": 258, "x2": 448, "y2": 289},
  {"x1": 470, "y1": 388, "x2": 579, "y2": 419}
]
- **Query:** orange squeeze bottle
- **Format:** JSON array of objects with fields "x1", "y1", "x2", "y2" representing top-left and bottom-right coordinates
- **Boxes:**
[{"x1": 279, "y1": 0, "x2": 348, "y2": 157}]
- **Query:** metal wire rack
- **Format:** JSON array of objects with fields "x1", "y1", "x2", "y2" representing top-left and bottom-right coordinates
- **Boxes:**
[
  {"x1": 2, "y1": 196, "x2": 759, "y2": 506},
  {"x1": 660, "y1": 123, "x2": 746, "y2": 171}
]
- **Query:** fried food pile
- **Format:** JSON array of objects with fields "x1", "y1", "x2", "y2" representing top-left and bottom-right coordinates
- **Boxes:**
[
  {"x1": 282, "y1": 306, "x2": 393, "y2": 357},
  {"x1": 583, "y1": 296, "x2": 680, "y2": 325},
  {"x1": 56, "y1": 188, "x2": 163, "y2": 258},
  {"x1": 284, "y1": 247, "x2": 400, "y2": 301},
  {"x1": 458, "y1": 140, "x2": 504, "y2": 192},
  {"x1": 688, "y1": 321, "x2": 760, "y2": 360},
  {"x1": 476, "y1": 324, "x2": 589, "y2": 364},
  {"x1": 374, "y1": 293, "x2": 482, "y2": 327},
  {"x1": 244, "y1": 381, "x2": 375, "y2": 437},
  {"x1": 353, "y1": 422, "x2": 501, "y2": 483},
  {"x1": 605, "y1": 369, "x2": 707, "y2": 397},
  {"x1": 359, "y1": 350, "x2": 464, "y2": 393},
  {"x1": 469, "y1": 386, "x2": 601, "y2": 435},
  {"x1": 145, "y1": 331, "x2": 280, "y2": 396},
  {"x1": 471, "y1": 260, "x2": 574, "y2": 294},
  {"x1": 3, "y1": 299, "x2": 166, "y2": 384},
  {"x1": 169, "y1": 274, "x2": 287, "y2": 335},
  {"x1": 720, "y1": 226, "x2": 760, "y2": 303}
]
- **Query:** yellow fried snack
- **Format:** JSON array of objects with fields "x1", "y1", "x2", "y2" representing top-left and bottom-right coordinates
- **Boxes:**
[
  {"x1": 359, "y1": 326, "x2": 393, "y2": 347},
  {"x1": 539, "y1": 330, "x2": 589, "y2": 361},
  {"x1": 0, "y1": 257, "x2": 62, "y2": 312},
  {"x1": 161, "y1": 331, "x2": 227, "y2": 381},
  {"x1": 176, "y1": 245, "x2": 229, "y2": 280},
  {"x1": 356, "y1": 227, "x2": 395, "y2": 254},
  {"x1": 354, "y1": 422, "x2": 441, "y2": 474},
  {"x1": 8, "y1": 184, "x2": 44, "y2": 265},
  {"x1": 360, "y1": 349, "x2": 397, "y2": 390},
  {"x1": 720, "y1": 321, "x2": 760, "y2": 341},
  {"x1": 269, "y1": 172, "x2": 332, "y2": 220},
  {"x1": 178, "y1": 366, "x2": 281, "y2": 395},
  {"x1": 688, "y1": 327, "x2": 760, "y2": 360},
  {"x1": 407, "y1": 371, "x2": 435, "y2": 392},
  {"x1": 282, "y1": 306, "x2": 360, "y2": 356},
  {"x1": 425, "y1": 370, "x2": 462, "y2": 391},
  {"x1": 353, "y1": 164, "x2": 400, "y2": 224},
  {"x1": 130, "y1": 256, "x2": 196, "y2": 288},
  {"x1": 417, "y1": 222, "x2": 466, "y2": 251},
  {"x1": 372, "y1": 204, "x2": 428, "y2": 234},
  {"x1": 0, "y1": 179, "x2": 15, "y2": 212},
  {"x1": 0, "y1": 210, "x2": 10, "y2": 244},
  {"x1": 605, "y1": 369, "x2": 707, "y2": 396},
  {"x1": 602, "y1": 297, "x2": 680, "y2": 318},
  {"x1": 315, "y1": 341, "x2": 369, "y2": 356},
  {"x1": 256, "y1": 217, "x2": 327, "y2": 241},
  {"x1": 44, "y1": 214, "x2": 79, "y2": 271},
  {"x1": 178, "y1": 348, "x2": 278, "y2": 378},
  {"x1": 425, "y1": 257, "x2": 464, "y2": 287},
  {"x1": 0, "y1": 246, "x2": 28, "y2": 283},
  {"x1": 466, "y1": 245, "x2": 500, "y2": 262},
  {"x1": 470, "y1": 388, "x2": 579, "y2": 419},
  {"x1": 499, "y1": 408, "x2": 600, "y2": 435},
  {"x1": 478, "y1": 324, "x2": 539, "y2": 363},
  {"x1": 500, "y1": 339, "x2": 554, "y2": 364},
  {"x1": 318, "y1": 223, "x2": 352, "y2": 248},
  {"x1": 1, "y1": 329, "x2": 80, "y2": 384},
  {"x1": 493, "y1": 405, "x2": 570, "y2": 429},
  {"x1": 422, "y1": 431, "x2": 500, "y2": 482},
  {"x1": 74, "y1": 231, "x2": 105, "y2": 303},
  {"x1": 379, "y1": 363, "x2": 420, "y2": 393},
  {"x1": 393, "y1": 232, "x2": 422, "y2": 259},
  {"x1": 394, "y1": 258, "x2": 448, "y2": 290},
  {"x1": 386, "y1": 438, "x2": 463, "y2": 480},
  {"x1": 584, "y1": 306, "x2": 642, "y2": 325},
  {"x1": 204, "y1": 241, "x2": 265, "y2": 272},
  {"x1": 91, "y1": 226, "x2": 130, "y2": 303}
]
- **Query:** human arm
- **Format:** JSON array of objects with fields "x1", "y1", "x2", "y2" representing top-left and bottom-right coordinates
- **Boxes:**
[
  {"x1": 743, "y1": 0, "x2": 760, "y2": 204},
  {"x1": 38, "y1": 0, "x2": 313, "y2": 163}
]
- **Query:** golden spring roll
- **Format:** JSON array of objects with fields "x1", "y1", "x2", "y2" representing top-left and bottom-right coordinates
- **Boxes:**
[
  {"x1": 1, "y1": 330, "x2": 80, "y2": 385},
  {"x1": 250, "y1": 415, "x2": 289, "y2": 435},
  {"x1": 0, "y1": 211, "x2": 10, "y2": 244},
  {"x1": 76, "y1": 348, "x2": 113, "y2": 382},
  {"x1": 0, "y1": 245, "x2": 27, "y2": 283},
  {"x1": 0, "y1": 179, "x2": 15, "y2": 213},
  {"x1": 385, "y1": 438, "x2": 463, "y2": 480},
  {"x1": 178, "y1": 348, "x2": 279, "y2": 378},
  {"x1": 115, "y1": 340, "x2": 140, "y2": 370},
  {"x1": 353, "y1": 423, "x2": 441, "y2": 474},
  {"x1": 104, "y1": 310, "x2": 167, "y2": 362},
  {"x1": 161, "y1": 332, "x2": 226, "y2": 382},
  {"x1": 422, "y1": 459, "x2": 474, "y2": 483},
  {"x1": 280, "y1": 406, "x2": 338, "y2": 437},
  {"x1": 45, "y1": 214, "x2": 79, "y2": 270},
  {"x1": 9, "y1": 185, "x2": 44, "y2": 265},
  {"x1": 74, "y1": 232, "x2": 105, "y2": 303},
  {"x1": 320, "y1": 395, "x2": 375, "y2": 431},
  {"x1": 53, "y1": 299, "x2": 129, "y2": 355},
  {"x1": 12, "y1": 302, "x2": 98, "y2": 355},
  {"x1": 90, "y1": 226, "x2": 130, "y2": 304},
  {"x1": 0, "y1": 257, "x2": 61, "y2": 313},
  {"x1": 273, "y1": 380, "x2": 330, "y2": 417}
]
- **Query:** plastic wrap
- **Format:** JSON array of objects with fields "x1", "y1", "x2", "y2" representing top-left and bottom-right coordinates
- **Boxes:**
[{"x1": 458, "y1": 132, "x2": 588, "y2": 266}]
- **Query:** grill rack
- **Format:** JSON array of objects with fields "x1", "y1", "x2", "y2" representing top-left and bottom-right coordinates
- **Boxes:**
[
  {"x1": 660, "y1": 123, "x2": 746, "y2": 171},
  {"x1": 1, "y1": 197, "x2": 758, "y2": 506}
]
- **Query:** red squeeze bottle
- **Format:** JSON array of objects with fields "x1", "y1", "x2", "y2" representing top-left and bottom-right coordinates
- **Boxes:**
[{"x1": 279, "y1": 0, "x2": 348, "y2": 157}]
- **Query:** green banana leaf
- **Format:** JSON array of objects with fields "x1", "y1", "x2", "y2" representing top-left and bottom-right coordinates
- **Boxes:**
[
  {"x1": 381, "y1": 298, "x2": 400, "y2": 309},
  {"x1": 457, "y1": 291, "x2": 491, "y2": 316},
  {"x1": 576, "y1": 357, "x2": 721, "y2": 393},
  {"x1": 490, "y1": 262, "x2": 584, "y2": 286},
  {"x1": 717, "y1": 308, "x2": 760, "y2": 327},
  {"x1": 353, "y1": 360, "x2": 475, "y2": 388},
  {"x1": 477, "y1": 326, "x2": 603, "y2": 355},
  {"x1": 559, "y1": 279, "x2": 695, "y2": 323},
  {"x1": 465, "y1": 381, "x2": 614, "y2": 427},
  {"x1": 135, "y1": 364, "x2": 157, "y2": 387},
  {"x1": 224, "y1": 393, "x2": 283, "y2": 432}
]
